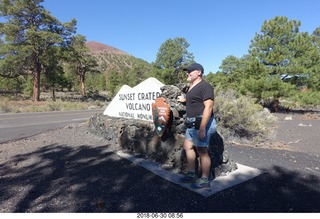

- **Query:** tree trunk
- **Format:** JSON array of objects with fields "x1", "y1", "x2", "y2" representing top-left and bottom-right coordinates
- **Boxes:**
[
  {"x1": 32, "y1": 67, "x2": 41, "y2": 101},
  {"x1": 79, "y1": 74, "x2": 86, "y2": 96},
  {"x1": 52, "y1": 86, "x2": 56, "y2": 101},
  {"x1": 273, "y1": 96, "x2": 279, "y2": 112},
  {"x1": 77, "y1": 63, "x2": 86, "y2": 97},
  {"x1": 32, "y1": 54, "x2": 41, "y2": 101},
  {"x1": 52, "y1": 71, "x2": 56, "y2": 101}
]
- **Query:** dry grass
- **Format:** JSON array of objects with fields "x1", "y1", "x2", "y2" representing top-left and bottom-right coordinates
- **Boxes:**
[{"x1": 0, "y1": 97, "x2": 104, "y2": 113}]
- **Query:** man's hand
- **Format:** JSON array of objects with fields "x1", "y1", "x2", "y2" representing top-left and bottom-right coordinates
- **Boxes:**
[
  {"x1": 177, "y1": 95, "x2": 186, "y2": 103},
  {"x1": 199, "y1": 127, "x2": 206, "y2": 139}
]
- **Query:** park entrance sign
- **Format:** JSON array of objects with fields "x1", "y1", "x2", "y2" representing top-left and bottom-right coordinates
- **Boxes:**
[{"x1": 103, "y1": 77, "x2": 164, "y2": 121}]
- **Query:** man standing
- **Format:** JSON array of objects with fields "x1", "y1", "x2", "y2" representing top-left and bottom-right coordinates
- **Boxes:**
[{"x1": 177, "y1": 63, "x2": 217, "y2": 188}]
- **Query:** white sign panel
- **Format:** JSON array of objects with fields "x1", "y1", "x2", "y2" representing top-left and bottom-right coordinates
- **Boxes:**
[{"x1": 103, "y1": 77, "x2": 165, "y2": 121}]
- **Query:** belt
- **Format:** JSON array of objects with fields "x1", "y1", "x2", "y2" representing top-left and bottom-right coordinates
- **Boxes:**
[
  {"x1": 187, "y1": 115, "x2": 213, "y2": 121},
  {"x1": 186, "y1": 117, "x2": 196, "y2": 122}
]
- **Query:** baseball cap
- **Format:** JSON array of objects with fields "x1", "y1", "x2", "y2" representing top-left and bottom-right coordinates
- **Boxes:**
[{"x1": 183, "y1": 63, "x2": 204, "y2": 74}]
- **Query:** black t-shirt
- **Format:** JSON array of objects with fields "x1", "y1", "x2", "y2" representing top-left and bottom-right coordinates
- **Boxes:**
[{"x1": 186, "y1": 79, "x2": 214, "y2": 118}]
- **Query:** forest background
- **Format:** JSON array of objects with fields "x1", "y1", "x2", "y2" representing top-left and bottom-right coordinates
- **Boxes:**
[{"x1": 1, "y1": 0, "x2": 320, "y2": 144}]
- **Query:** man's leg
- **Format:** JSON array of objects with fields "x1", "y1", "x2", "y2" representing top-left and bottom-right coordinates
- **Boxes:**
[
  {"x1": 190, "y1": 147, "x2": 211, "y2": 188},
  {"x1": 196, "y1": 147, "x2": 211, "y2": 178},
  {"x1": 179, "y1": 139, "x2": 197, "y2": 183},
  {"x1": 184, "y1": 139, "x2": 196, "y2": 172}
]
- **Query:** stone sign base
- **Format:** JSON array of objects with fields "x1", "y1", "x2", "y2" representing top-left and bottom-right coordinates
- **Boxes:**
[
  {"x1": 89, "y1": 113, "x2": 238, "y2": 178},
  {"x1": 88, "y1": 83, "x2": 263, "y2": 193},
  {"x1": 89, "y1": 83, "x2": 242, "y2": 178}
]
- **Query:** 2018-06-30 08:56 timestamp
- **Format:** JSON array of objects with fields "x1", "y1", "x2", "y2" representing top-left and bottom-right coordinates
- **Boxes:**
[{"x1": 137, "y1": 213, "x2": 183, "y2": 218}]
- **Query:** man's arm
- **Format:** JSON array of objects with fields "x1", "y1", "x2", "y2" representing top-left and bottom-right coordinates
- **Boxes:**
[{"x1": 199, "y1": 99, "x2": 213, "y2": 139}]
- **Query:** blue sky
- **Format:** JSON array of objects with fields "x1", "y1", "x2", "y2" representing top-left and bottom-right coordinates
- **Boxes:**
[{"x1": 43, "y1": 0, "x2": 320, "y2": 74}]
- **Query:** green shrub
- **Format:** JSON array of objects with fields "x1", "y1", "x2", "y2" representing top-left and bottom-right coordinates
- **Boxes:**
[
  {"x1": 22, "y1": 76, "x2": 33, "y2": 98},
  {"x1": 213, "y1": 89, "x2": 277, "y2": 143},
  {"x1": 282, "y1": 90, "x2": 320, "y2": 109}
]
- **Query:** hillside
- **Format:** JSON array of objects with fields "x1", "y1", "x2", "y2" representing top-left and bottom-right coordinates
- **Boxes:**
[
  {"x1": 85, "y1": 41, "x2": 128, "y2": 55},
  {"x1": 84, "y1": 41, "x2": 154, "y2": 89}
]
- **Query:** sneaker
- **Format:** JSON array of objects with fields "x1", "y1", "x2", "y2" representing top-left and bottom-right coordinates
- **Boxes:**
[
  {"x1": 179, "y1": 171, "x2": 197, "y2": 183},
  {"x1": 191, "y1": 177, "x2": 210, "y2": 189}
]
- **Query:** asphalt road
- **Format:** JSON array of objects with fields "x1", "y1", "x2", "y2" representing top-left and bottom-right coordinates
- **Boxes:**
[{"x1": 0, "y1": 108, "x2": 104, "y2": 143}]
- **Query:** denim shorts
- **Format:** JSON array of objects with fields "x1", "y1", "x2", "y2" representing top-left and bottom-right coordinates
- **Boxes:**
[{"x1": 185, "y1": 116, "x2": 216, "y2": 147}]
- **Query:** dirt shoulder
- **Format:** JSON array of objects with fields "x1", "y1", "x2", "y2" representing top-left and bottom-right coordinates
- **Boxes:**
[
  {"x1": 224, "y1": 112, "x2": 320, "y2": 155},
  {"x1": 264, "y1": 112, "x2": 320, "y2": 154}
]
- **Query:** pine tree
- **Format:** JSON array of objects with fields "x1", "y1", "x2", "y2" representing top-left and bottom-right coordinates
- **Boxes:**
[
  {"x1": 65, "y1": 34, "x2": 99, "y2": 96},
  {"x1": 0, "y1": 0, "x2": 76, "y2": 101},
  {"x1": 154, "y1": 37, "x2": 194, "y2": 84},
  {"x1": 248, "y1": 16, "x2": 319, "y2": 110}
]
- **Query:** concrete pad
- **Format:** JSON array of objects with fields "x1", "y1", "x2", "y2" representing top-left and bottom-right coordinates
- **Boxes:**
[{"x1": 117, "y1": 150, "x2": 263, "y2": 197}]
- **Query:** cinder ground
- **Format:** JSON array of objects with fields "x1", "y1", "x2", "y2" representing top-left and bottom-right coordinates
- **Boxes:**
[
  {"x1": 0, "y1": 112, "x2": 319, "y2": 212},
  {"x1": 269, "y1": 112, "x2": 320, "y2": 154},
  {"x1": 233, "y1": 112, "x2": 320, "y2": 154}
]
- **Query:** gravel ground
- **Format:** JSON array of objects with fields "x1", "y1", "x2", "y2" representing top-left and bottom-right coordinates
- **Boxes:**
[{"x1": 0, "y1": 112, "x2": 319, "y2": 212}]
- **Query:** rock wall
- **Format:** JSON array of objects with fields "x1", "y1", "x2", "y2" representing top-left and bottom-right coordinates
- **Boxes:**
[{"x1": 89, "y1": 84, "x2": 238, "y2": 178}]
